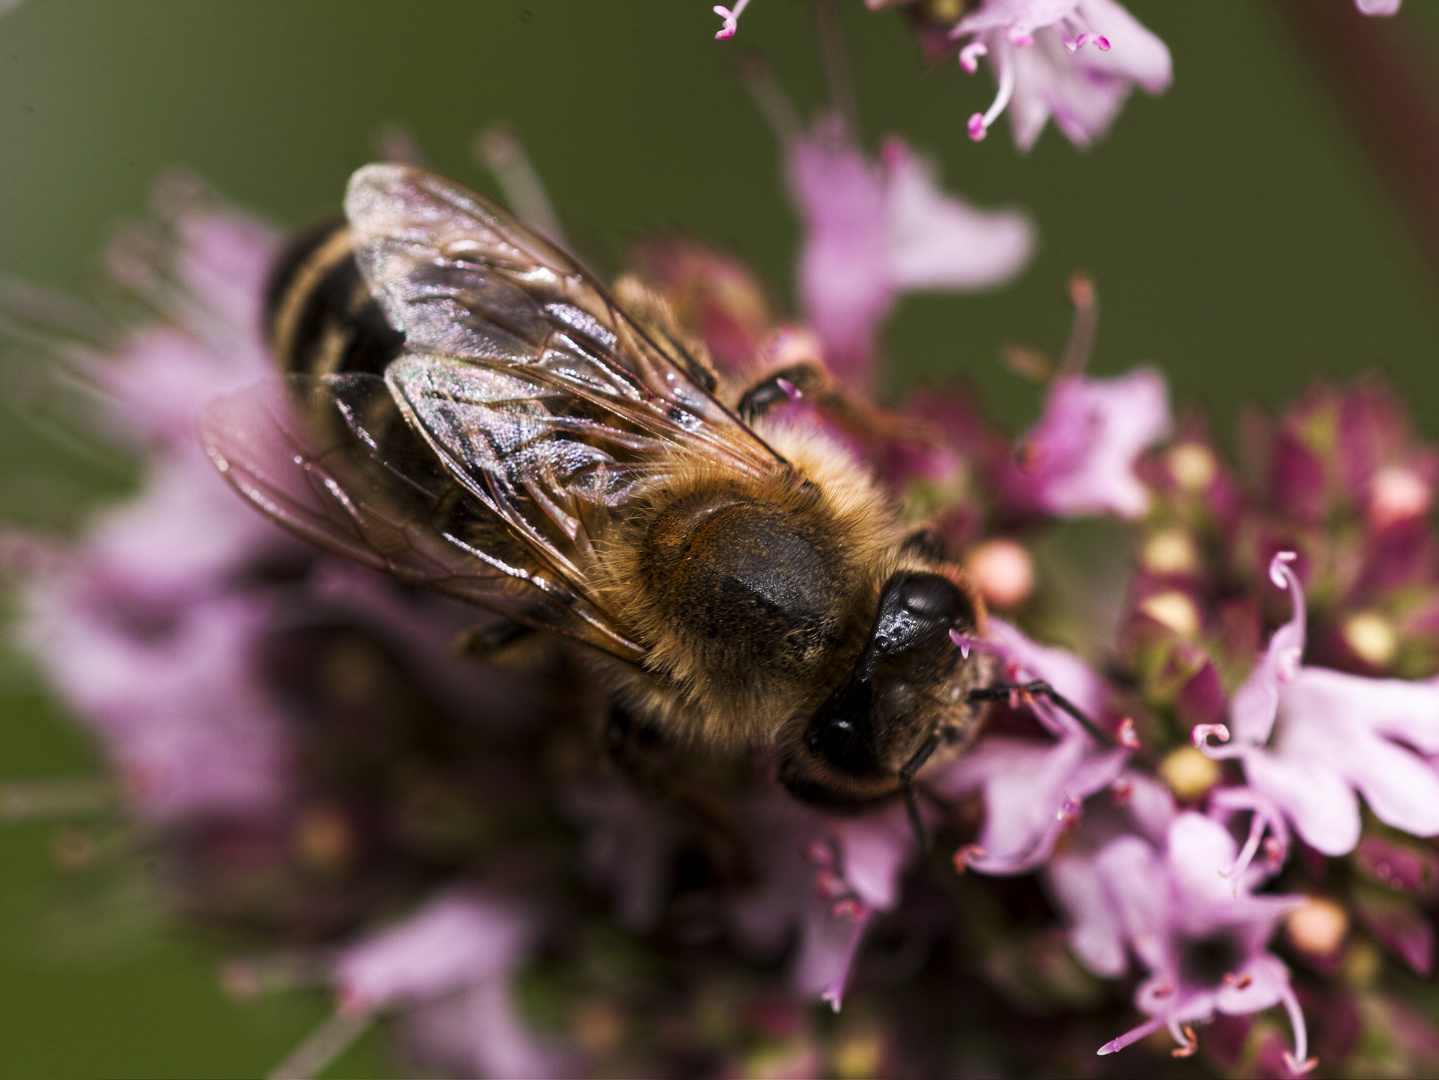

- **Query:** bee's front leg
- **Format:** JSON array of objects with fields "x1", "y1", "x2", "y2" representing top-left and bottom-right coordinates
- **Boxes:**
[{"x1": 735, "y1": 361, "x2": 831, "y2": 422}]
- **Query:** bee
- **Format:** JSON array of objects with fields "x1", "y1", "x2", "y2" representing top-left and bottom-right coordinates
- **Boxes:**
[{"x1": 204, "y1": 164, "x2": 1007, "y2": 827}]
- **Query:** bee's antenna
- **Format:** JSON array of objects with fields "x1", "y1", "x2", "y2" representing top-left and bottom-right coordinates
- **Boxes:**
[{"x1": 968, "y1": 680, "x2": 1118, "y2": 747}]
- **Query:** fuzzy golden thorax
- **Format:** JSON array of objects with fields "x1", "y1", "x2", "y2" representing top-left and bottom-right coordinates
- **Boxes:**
[{"x1": 592, "y1": 418, "x2": 934, "y2": 752}]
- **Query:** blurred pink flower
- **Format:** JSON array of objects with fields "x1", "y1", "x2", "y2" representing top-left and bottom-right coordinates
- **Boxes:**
[
  {"x1": 21, "y1": 562, "x2": 289, "y2": 822},
  {"x1": 1356, "y1": 0, "x2": 1401, "y2": 13},
  {"x1": 1006, "y1": 366, "x2": 1171, "y2": 518},
  {"x1": 1046, "y1": 770, "x2": 1177, "y2": 977},
  {"x1": 336, "y1": 891, "x2": 563, "y2": 1078},
  {"x1": 1087, "y1": 813, "x2": 1313, "y2": 1074},
  {"x1": 731, "y1": 790, "x2": 918, "y2": 1010},
  {"x1": 1196, "y1": 552, "x2": 1439, "y2": 856},
  {"x1": 931, "y1": 618, "x2": 1129, "y2": 874},
  {"x1": 953, "y1": 0, "x2": 1172, "y2": 150},
  {"x1": 12, "y1": 187, "x2": 297, "y2": 823},
  {"x1": 787, "y1": 126, "x2": 1034, "y2": 381}
]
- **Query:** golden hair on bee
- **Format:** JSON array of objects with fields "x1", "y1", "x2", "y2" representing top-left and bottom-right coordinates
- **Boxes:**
[{"x1": 208, "y1": 162, "x2": 1012, "y2": 830}]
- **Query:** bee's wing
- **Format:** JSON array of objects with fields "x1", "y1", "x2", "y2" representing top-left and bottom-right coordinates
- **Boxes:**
[
  {"x1": 344, "y1": 164, "x2": 780, "y2": 474},
  {"x1": 200, "y1": 374, "x2": 646, "y2": 662}
]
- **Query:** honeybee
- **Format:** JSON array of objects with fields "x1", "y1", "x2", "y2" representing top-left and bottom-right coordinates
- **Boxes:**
[{"x1": 204, "y1": 164, "x2": 1003, "y2": 824}]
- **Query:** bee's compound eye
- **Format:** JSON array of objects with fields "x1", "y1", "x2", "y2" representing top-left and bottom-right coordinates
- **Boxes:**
[{"x1": 898, "y1": 573, "x2": 965, "y2": 622}]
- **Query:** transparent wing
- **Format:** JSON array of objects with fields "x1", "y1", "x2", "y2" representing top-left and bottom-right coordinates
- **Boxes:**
[
  {"x1": 200, "y1": 375, "x2": 645, "y2": 663},
  {"x1": 340, "y1": 164, "x2": 790, "y2": 606}
]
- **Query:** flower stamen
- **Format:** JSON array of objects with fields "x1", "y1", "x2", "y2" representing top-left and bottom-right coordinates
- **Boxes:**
[
  {"x1": 712, "y1": 0, "x2": 751, "y2": 40},
  {"x1": 968, "y1": 42, "x2": 1016, "y2": 141}
]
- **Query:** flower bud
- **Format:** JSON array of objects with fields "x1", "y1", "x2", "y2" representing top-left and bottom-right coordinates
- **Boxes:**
[
  {"x1": 965, "y1": 539, "x2": 1034, "y2": 608},
  {"x1": 1167, "y1": 443, "x2": 1217, "y2": 492},
  {"x1": 1158, "y1": 746, "x2": 1220, "y2": 801},
  {"x1": 1287, "y1": 897, "x2": 1349, "y2": 959}
]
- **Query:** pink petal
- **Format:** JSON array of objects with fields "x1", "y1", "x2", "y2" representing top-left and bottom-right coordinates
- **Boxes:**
[
  {"x1": 787, "y1": 132, "x2": 891, "y2": 377},
  {"x1": 1215, "y1": 954, "x2": 1289, "y2": 1015},
  {"x1": 400, "y1": 981, "x2": 569, "y2": 1080},
  {"x1": 953, "y1": 0, "x2": 1084, "y2": 38},
  {"x1": 881, "y1": 138, "x2": 1035, "y2": 293},
  {"x1": 1243, "y1": 750, "x2": 1361, "y2": 856},
  {"x1": 1287, "y1": 667, "x2": 1439, "y2": 756},
  {"x1": 1092, "y1": 834, "x2": 1170, "y2": 971},
  {"x1": 1356, "y1": 0, "x2": 1401, "y2": 14},
  {"x1": 1164, "y1": 812, "x2": 1240, "y2": 908},
  {"x1": 1073, "y1": 0, "x2": 1173, "y2": 93},
  {"x1": 834, "y1": 802, "x2": 916, "y2": 909},
  {"x1": 1341, "y1": 730, "x2": 1439, "y2": 838},
  {"x1": 336, "y1": 892, "x2": 534, "y2": 1009},
  {"x1": 1007, "y1": 32, "x2": 1129, "y2": 151},
  {"x1": 1047, "y1": 849, "x2": 1128, "y2": 977},
  {"x1": 1010, "y1": 368, "x2": 1172, "y2": 519},
  {"x1": 794, "y1": 905, "x2": 871, "y2": 1010}
]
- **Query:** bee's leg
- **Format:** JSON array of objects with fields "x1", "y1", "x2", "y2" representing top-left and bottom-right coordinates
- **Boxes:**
[
  {"x1": 967, "y1": 681, "x2": 1115, "y2": 746},
  {"x1": 736, "y1": 361, "x2": 831, "y2": 422},
  {"x1": 898, "y1": 731, "x2": 945, "y2": 849}
]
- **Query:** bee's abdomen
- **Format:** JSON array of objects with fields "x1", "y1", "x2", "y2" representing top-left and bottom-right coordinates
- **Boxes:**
[{"x1": 264, "y1": 218, "x2": 405, "y2": 378}]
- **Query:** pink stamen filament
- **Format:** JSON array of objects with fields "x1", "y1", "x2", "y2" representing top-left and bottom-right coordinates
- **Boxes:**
[
  {"x1": 1096, "y1": 1014, "x2": 1165, "y2": 1056},
  {"x1": 1191, "y1": 723, "x2": 1230, "y2": 751},
  {"x1": 1166, "y1": 1018, "x2": 1197, "y2": 1057},
  {"x1": 959, "y1": 39, "x2": 988, "y2": 73},
  {"x1": 713, "y1": 0, "x2": 751, "y2": 40},
  {"x1": 968, "y1": 42, "x2": 1016, "y2": 141},
  {"x1": 1223, "y1": 806, "x2": 1270, "y2": 891},
  {"x1": 1279, "y1": 982, "x2": 1315, "y2": 1075}
]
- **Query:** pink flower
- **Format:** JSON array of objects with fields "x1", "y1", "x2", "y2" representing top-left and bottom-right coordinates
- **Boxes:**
[
  {"x1": 1006, "y1": 366, "x2": 1172, "y2": 518},
  {"x1": 1196, "y1": 552, "x2": 1439, "y2": 856},
  {"x1": 930, "y1": 618, "x2": 1129, "y2": 873},
  {"x1": 20, "y1": 564, "x2": 289, "y2": 822},
  {"x1": 1356, "y1": 0, "x2": 1401, "y2": 13},
  {"x1": 1046, "y1": 770, "x2": 1178, "y2": 977},
  {"x1": 788, "y1": 126, "x2": 1034, "y2": 381},
  {"x1": 730, "y1": 790, "x2": 918, "y2": 1010},
  {"x1": 953, "y1": 0, "x2": 1172, "y2": 150},
  {"x1": 335, "y1": 891, "x2": 563, "y2": 1078},
  {"x1": 11, "y1": 185, "x2": 296, "y2": 823},
  {"x1": 1082, "y1": 813, "x2": 1313, "y2": 1074}
]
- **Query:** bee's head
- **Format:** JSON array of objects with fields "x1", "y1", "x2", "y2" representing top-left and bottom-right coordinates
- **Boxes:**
[{"x1": 779, "y1": 570, "x2": 985, "y2": 810}]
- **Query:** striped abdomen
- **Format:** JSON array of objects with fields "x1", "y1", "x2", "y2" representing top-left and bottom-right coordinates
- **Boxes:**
[{"x1": 263, "y1": 219, "x2": 405, "y2": 379}]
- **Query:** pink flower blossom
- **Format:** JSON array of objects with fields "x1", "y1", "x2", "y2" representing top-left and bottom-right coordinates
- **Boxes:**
[
  {"x1": 1005, "y1": 366, "x2": 1172, "y2": 519},
  {"x1": 1083, "y1": 813, "x2": 1313, "y2": 1074},
  {"x1": 20, "y1": 564, "x2": 290, "y2": 822},
  {"x1": 1196, "y1": 552, "x2": 1439, "y2": 856},
  {"x1": 1046, "y1": 770, "x2": 1177, "y2": 977},
  {"x1": 11, "y1": 187, "x2": 296, "y2": 823},
  {"x1": 335, "y1": 891, "x2": 563, "y2": 1078},
  {"x1": 1356, "y1": 0, "x2": 1401, "y2": 14},
  {"x1": 953, "y1": 0, "x2": 1172, "y2": 150},
  {"x1": 788, "y1": 126, "x2": 1034, "y2": 381},
  {"x1": 730, "y1": 790, "x2": 918, "y2": 1010},
  {"x1": 930, "y1": 618, "x2": 1129, "y2": 874}
]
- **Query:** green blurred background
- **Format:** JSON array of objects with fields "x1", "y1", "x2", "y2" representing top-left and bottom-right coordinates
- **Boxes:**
[{"x1": 0, "y1": 1, "x2": 1435, "y2": 1075}]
